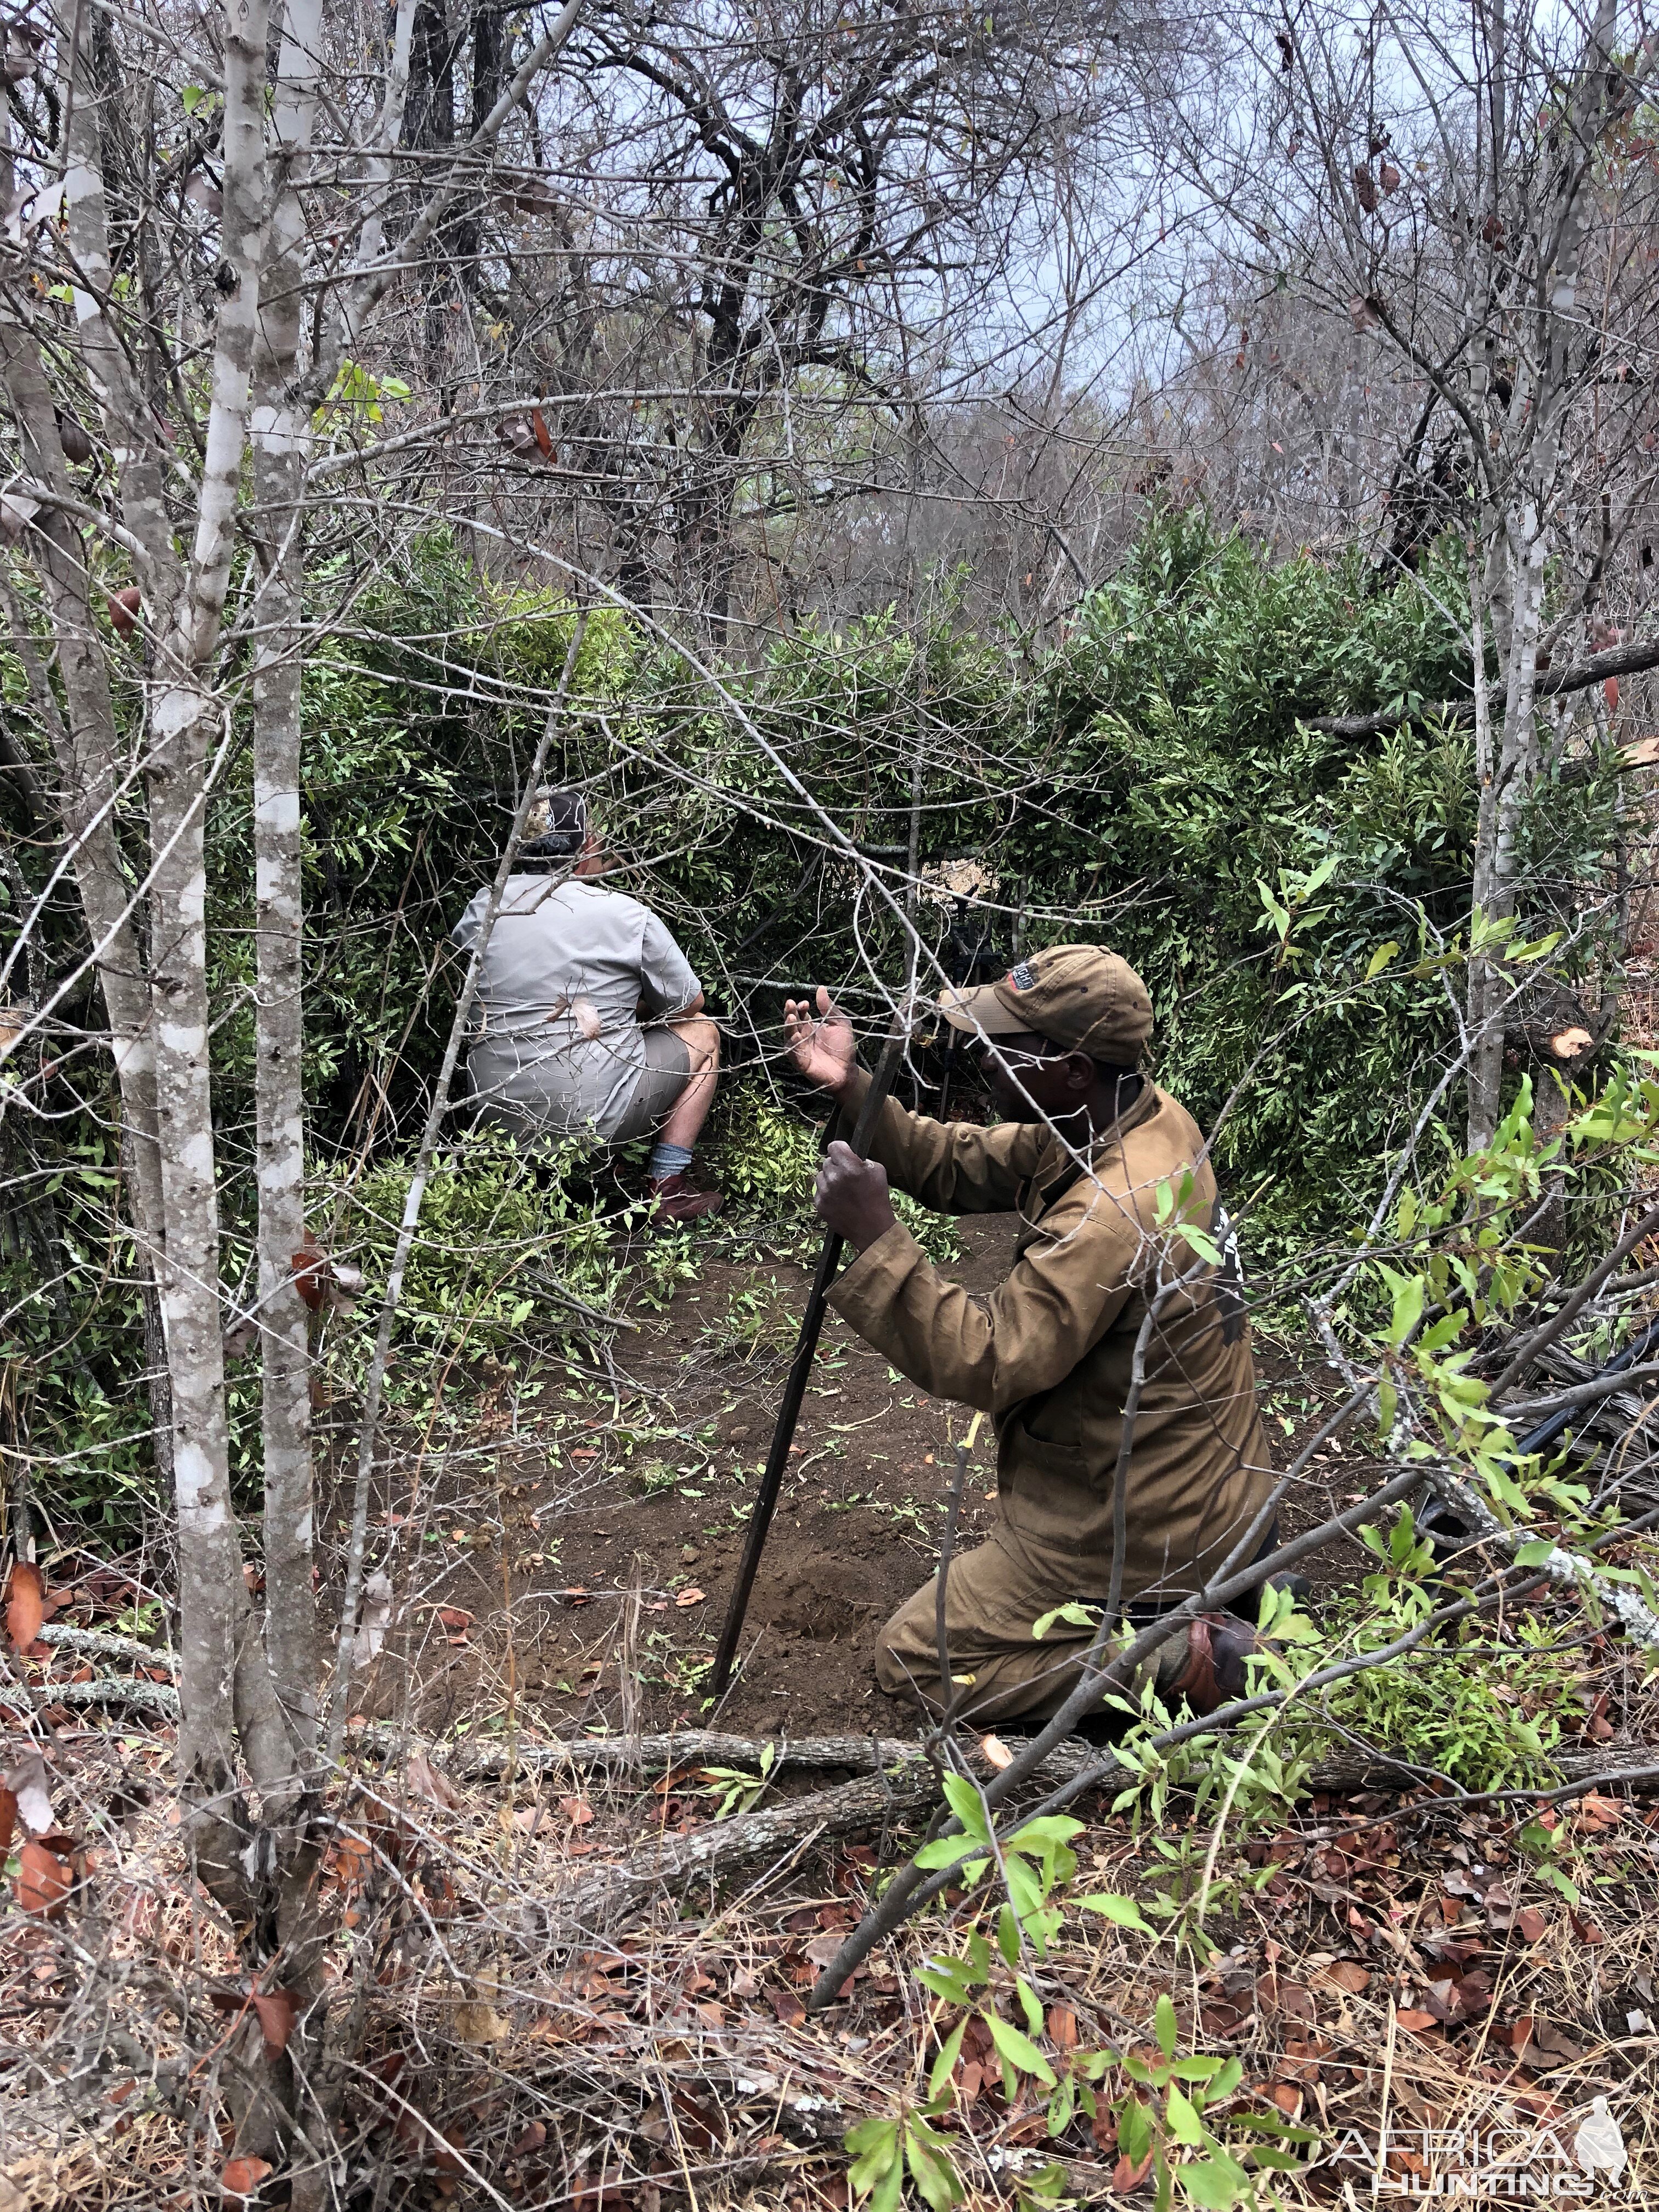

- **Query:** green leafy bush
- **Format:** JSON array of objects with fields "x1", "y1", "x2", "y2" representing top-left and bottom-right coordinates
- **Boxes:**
[
  {"x1": 322, "y1": 1126, "x2": 632, "y2": 1388},
  {"x1": 5, "y1": 506, "x2": 1625, "y2": 1524}
]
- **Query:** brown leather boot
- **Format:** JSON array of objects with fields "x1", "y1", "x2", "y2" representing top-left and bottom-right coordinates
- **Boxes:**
[
  {"x1": 645, "y1": 1171, "x2": 724, "y2": 1223},
  {"x1": 1165, "y1": 1612, "x2": 1271, "y2": 1715}
]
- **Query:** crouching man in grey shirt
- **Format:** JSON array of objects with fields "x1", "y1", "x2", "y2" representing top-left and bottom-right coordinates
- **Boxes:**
[{"x1": 453, "y1": 790, "x2": 723, "y2": 1221}]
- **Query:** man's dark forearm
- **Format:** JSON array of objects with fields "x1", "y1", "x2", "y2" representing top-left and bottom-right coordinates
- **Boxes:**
[{"x1": 830, "y1": 1063, "x2": 1037, "y2": 1215}]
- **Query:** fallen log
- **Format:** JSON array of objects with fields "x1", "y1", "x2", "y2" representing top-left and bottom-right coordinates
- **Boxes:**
[
  {"x1": 38, "y1": 1623, "x2": 176, "y2": 1670},
  {"x1": 432, "y1": 1730, "x2": 1090, "y2": 1785},
  {"x1": 0, "y1": 1676, "x2": 181, "y2": 1722},
  {"x1": 414, "y1": 1725, "x2": 1659, "y2": 1800},
  {"x1": 534, "y1": 1760, "x2": 939, "y2": 1940}
]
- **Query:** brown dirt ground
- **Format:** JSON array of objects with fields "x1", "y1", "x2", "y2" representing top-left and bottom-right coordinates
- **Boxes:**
[{"x1": 347, "y1": 1211, "x2": 1385, "y2": 1749}]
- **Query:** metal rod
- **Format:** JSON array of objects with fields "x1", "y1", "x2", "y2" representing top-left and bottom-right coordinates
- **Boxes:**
[{"x1": 708, "y1": 1017, "x2": 910, "y2": 1701}]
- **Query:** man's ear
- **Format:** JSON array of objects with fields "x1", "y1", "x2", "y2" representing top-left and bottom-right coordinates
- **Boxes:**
[{"x1": 1064, "y1": 1049, "x2": 1094, "y2": 1092}]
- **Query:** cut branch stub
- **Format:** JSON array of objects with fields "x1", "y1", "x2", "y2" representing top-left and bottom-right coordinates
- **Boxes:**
[
  {"x1": 105, "y1": 585, "x2": 141, "y2": 639},
  {"x1": 291, "y1": 1237, "x2": 364, "y2": 1313},
  {"x1": 5, "y1": 1559, "x2": 44, "y2": 1652}
]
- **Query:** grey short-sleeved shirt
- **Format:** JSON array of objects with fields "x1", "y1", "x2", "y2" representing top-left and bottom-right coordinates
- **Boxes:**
[{"x1": 453, "y1": 874, "x2": 700, "y2": 1137}]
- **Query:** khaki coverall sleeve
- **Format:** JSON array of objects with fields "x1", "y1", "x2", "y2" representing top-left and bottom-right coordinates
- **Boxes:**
[
  {"x1": 837, "y1": 1065, "x2": 1047, "y2": 1214},
  {"x1": 826, "y1": 1197, "x2": 1143, "y2": 1412}
]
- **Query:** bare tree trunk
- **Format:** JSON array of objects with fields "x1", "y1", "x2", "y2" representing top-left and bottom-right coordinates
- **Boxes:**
[
  {"x1": 147, "y1": 0, "x2": 297, "y2": 1895},
  {"x1": 0, "y1": 325, "x2": 166, "y2": 1265},
  {"x1": 349, "y1": 0, "x2": 418, "y2": 290},
  {"x1": 1466, "y1": 576, "x2": 1503, "y2": 1148},
  {"x1": 243, "y1": 12, "x2": 350, "y2": 2165},
  {"x1": 251, "y1": 0, "x2": 326, "y2": 1772},
  {"x1": 1464, "y1": 0, "x2": 1616, "y2": 1152}
]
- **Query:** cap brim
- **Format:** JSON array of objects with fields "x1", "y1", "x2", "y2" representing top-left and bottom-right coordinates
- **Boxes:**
[{"x1": 938, "y1": 982, "x2": 1029, "y2": 1036}]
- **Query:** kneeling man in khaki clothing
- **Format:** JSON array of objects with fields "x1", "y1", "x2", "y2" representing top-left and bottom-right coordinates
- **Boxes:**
[{"x1": 783, "y1": 946, "x2": 1276, "y2": 1726}]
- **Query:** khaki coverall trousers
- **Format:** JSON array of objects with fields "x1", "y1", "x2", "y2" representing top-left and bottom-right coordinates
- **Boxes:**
[
  {"x1": 876, "y1": 1521, "x2": 1275, "y2": 1726},
  {"x1": 874, "y1": 1528, "x2": 1107, "y2": 1726}
]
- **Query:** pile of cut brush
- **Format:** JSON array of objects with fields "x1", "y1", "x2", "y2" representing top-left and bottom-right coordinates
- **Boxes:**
[{"x1": 4, "y1": 1610, "x2": 1658, "y2": 2212}]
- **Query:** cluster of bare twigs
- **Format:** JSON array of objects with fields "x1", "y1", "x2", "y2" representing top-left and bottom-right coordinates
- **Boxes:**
[{"x1": 7, "y1": 0, "x2": 1659, "y2": 2203}]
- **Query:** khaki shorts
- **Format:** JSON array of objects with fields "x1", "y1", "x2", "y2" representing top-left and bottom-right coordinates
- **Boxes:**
[
  {"x1": 612, "y1": 1025, "x2": 695, "y2": 1140},
  {"x1": 468, "y1": 1024, "x2": 692, "y2": 1143}
]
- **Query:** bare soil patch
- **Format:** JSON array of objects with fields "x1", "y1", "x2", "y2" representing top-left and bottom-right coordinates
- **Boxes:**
[{"x1": 346, "y1": 1214, "x2": 1374, "y2": 1748}]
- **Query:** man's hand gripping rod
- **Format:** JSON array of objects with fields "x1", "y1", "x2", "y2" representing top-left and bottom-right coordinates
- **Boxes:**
[{"x1": 709, "y1": 1015, "x2": 909, "y2": 1701}]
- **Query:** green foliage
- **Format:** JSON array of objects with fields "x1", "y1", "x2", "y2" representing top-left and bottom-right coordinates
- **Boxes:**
[
  {"x1": 1272, "y1": 1503, "x2": 1583, "y2": 1793},
  {"x1": 845, "y1": 2106, "x2": 965, "y2": 2212},
  {"x1": 7, "y1": 507, "x2": 1631, "y2": 1523},
  {"x1": 709, "y1": 1081, "x2": 824, "y2": 1216},
  {"x1": 701, "y1": 1276, "x2": 797, "y2": 1362},
  {"x1": 1305, "y1": 1615, "x2": 1577, "y2": 1792},
  {"x1": 707, "y1": 1075, "x2": 961, "y2": 1257},
  {"x1": 0, "y1": 1122, "x2": 157, "y2": 1523},
  {"x1": 890, "y1": 1190, "x2": 962, "y2": 1263},
  {"x1": 886, "y1": 1819, "x2": 1314, "y2": 2212},
  {"x1": 695, "y1": 1741, "x2": 777, "y2": 1818},
  {"x1": 1030, "y1": 512, "x2": 1619, "y2": 1242},
  {"x1": 323, "y1": 1125, "x2": 633, "y2": 1391},
  {"x1": 912, "y1": 1775, "x2": 1086, "y2": 1956}
]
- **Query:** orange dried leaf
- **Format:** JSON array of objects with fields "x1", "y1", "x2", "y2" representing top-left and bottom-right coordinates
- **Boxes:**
[
  {"x1": 16, "y1": 1837, "x2": 71, "y2": 1918},
  {"x1": 291, "y1": 1238, "x2": 328, "y2": 1311},
  {"x1": 1576, "y1": 1792, "x2": 1623, "y2": 1832},
  {"x1": 1396, "y1": 2009, "x2": 1440, "y2": 2033},
  {"x1": 406, "y1": 1751, "x2": 462, "y2": 1811},
  {"x1": 559, "y1": 1796, "x2": 595, "y2": 1826},
  {"x1": 251, "y1": 1988, "x2": 298, "y2": 2057},
  {"x1": 979, "y1": 1732, "x2": 1014, "y2": 1771},
  {"x1": 221, "y1": 2157, "x2": 274, "y2": 2205},
  {"x1": 1047, "y1": 2003, "x2": 1079, "y2": 2050},
  {"x1": 675, "y1": 1586, "x2": 706, "y2": 1607},
  {"x1": 1325, "y1": 1960, "x2": 1371, "y2": 1994},
  {"x1": 106, "y1": 585, "x2": 142, "y2": 639},
  {"x1": 6, "y1": 1560, "x2": 44, "y2": 1652},
  {"x1": 322, "y1": 1832, "x2": 373, "y2": 1892}
]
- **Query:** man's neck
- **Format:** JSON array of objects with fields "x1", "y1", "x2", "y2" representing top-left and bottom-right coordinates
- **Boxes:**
[{"x1": 1050, "y1": 1073, "x2": 1144, "y2": 1150}]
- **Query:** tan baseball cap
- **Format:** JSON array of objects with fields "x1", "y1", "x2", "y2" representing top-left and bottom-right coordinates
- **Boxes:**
[{"x1": 939, "y1": 943, "x2": 1154, "y2": 1064}]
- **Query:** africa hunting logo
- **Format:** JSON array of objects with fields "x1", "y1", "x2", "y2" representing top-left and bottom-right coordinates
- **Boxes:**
[{"x1": 1323, "y1": 2099, "x2": 1628, "y2": 2196}]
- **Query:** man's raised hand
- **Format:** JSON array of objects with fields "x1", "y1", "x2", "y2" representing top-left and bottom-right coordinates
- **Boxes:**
[{"x1": 783, "y1": 986, "x2": 857, "y2": 1097}]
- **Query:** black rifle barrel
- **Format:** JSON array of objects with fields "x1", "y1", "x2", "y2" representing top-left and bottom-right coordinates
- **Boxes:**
[
  {"x1": 708, "y1": 1020, "x2": 910, "y2": 1700},
  {"x1": 1514, "y1": 1311, "x2": 1659, "y2": 1459}
]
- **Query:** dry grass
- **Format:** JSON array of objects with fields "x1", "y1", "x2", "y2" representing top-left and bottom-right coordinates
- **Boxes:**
[{"x1": 5, "y1": 1701, "x2": 1659, "y2": 2211}]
